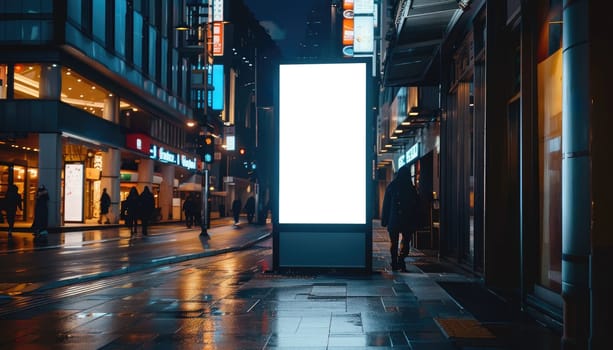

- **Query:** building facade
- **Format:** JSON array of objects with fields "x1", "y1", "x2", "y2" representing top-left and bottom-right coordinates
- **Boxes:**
[
  {"x1": 0, "y1": 0, "x2": 280, "y2": 228},
  {"x1": 379, "y1": 0, "x2": 612, "y2": 347}
]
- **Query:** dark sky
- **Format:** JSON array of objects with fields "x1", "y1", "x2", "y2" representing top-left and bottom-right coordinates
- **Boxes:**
[{"x1": 244, "y1": 0, "x2": 316, "y2": 58}]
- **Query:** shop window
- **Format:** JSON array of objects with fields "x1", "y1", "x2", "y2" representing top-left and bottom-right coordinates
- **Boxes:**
[
  {"x1": 13, "y1": 64, "x2": 41, "y2": 99},
  {"x1": 537, "y1": 49, "x2": 563, "y2": 292},
  {"x1": 0, "y1": 65, "x2": 7, "y2": 99},
  {"x1": 60, "y1": 67, "x2": 112, "y2": 118}
]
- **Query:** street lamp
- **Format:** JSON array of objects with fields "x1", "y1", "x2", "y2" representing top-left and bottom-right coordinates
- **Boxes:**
[{"x1": 175, "y1": 5, "x2": 215, "y2": 238}]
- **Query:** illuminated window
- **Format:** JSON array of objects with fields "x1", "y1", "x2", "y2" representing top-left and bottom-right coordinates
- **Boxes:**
[
  {"x1": 60, "y1": 68, "x2": 112, "y2": 118},
  {"x1": 0, "y1": 65, "x2": 7, "y2": 99},
  {"x1": 13, "y1": 64, "x2": 41, "y2": 99}
]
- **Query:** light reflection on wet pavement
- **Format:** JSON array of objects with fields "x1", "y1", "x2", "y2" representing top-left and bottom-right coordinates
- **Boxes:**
[{"x1": 0, "y1": 226, "x2": 561, "y2": 349}]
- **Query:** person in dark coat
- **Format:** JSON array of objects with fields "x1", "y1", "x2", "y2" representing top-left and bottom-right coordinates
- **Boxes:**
[
  {"x1": 193, "y1": 195, "x2": 202, "y2": 226},
  {"x1": 381, "y1": 166, "x2": 419, "y2": 271},
  {"x1": 4, "y1": 184, "x2": 22, "y2": 239},
  {"x1": 231, "y1": 198, "x2": 242, "y2": 225},
  {"x1": 125, "y1": 186, "x2": 140, "y2": 234},
  {"x1": 98, "y1": 188, "x2": 111, "y2": 224},
  {"x1": 244, "y1": 196, "x2": 256, "y2": 224},
  {"x1": 32, "y1": 184, "x2": 49, "y2": 236},
  {"x1": 138, "y1": 186, "x2": 155, "y2": 236},
  {"x1": 182, "y1": 193, "x2": 196, "y2": 228}
]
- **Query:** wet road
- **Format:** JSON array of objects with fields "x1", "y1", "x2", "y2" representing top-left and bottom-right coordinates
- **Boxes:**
[
  {"x1": 0, "y1": 238, "x2": 277, "y2": 349},
  {"x1": 0, "y1": 222, "x2": 270, "y2": 295}
]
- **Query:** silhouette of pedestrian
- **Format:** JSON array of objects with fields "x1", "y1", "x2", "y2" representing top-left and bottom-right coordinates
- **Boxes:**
[
  {"x1": 231, "y1": 198, "x2": 242, "y2": 226},
  {"x1": 381, "y1": 166, "x2": 419, "y2": 271},
  {"x1": 125, "y1": 186, "x2": 139, "y2": 234},
  {"x1": 138, "y1": 186, "x2": 155, "y2": 236},
  {"x1": 244, "y1": 196, "x2": 255, "y2": 224},
  {"x1": 32, "y1": 184, "x2": 49, "y2": 237},
  {"x1": 98, "y1": 188, "x2": 111, "y2": 224},
  {"x1": 183, "y1": 193, "x2": 196, "y2": 228},
  {"x1": 4, "y1": 184, "x2": 22, "y2": 239}
]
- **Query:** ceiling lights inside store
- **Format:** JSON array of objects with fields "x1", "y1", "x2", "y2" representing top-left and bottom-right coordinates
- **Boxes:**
[{"x1": 12, "y1": 65, "x2": 135, "y2": 118}]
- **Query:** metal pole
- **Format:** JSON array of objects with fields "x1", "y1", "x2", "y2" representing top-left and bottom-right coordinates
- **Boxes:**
[
  {"x1": 254, "y1": 47, "x2": 258, "y2": 148},
  {"x1": 200, "y1": 167, "x2": 210, "y2": 237}
]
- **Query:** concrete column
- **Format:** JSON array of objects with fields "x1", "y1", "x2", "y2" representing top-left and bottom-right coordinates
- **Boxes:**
[
  {"x1": 159, "y1": 164, "x2": 174, "y2": 220},
  {"x1": 99, "y1": 95, "x2": 121, "y2": 223},
  {"x1": 137, "y1": 158, "x2": 154, "y2": 193},
  {"x1": 103, "y1": 95, "x2": 120, "y2": 123},
  {"x1": 100, "y1": 149, "x2": 121, "y2": 224},
  {"x1": 39, "y1": 64, "x2": 61, "y2": 99},
  {"x1": 561, "y1": 0, "x2": 590, "y2": 349},
  {"x1": 38, "y1": 133, "x2": 62, "y2": 228}
]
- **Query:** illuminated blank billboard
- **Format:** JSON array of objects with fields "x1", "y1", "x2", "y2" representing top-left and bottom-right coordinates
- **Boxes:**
[
  {"x1": 64, "y1": 163, "x2": 84, "y2": 222},
  {"x1": 278, "y1": 62, "x2": 367, "y2": 224}
]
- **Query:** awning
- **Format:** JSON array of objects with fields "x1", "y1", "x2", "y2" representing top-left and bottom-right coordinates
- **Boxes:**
[
  {"x1": 383, "y1": 0, "x2": 469, "y2": 86},
  {"x1": 178, "y1": 182, "x2": 201, "y2": 191}
]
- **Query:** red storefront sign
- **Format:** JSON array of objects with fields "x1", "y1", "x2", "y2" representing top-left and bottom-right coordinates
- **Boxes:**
[{"x1": 125, "y1": 133, "x2": 151, "y2": 155}]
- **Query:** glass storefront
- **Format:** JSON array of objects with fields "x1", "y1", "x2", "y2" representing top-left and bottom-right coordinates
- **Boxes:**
[
  {"x1": 0, "y1": 164, "x2": 38, "y2": 223},
  {"x1": 537, "y1": 48, "x2": 562, "y2": 292},
  {"x1": 0, "y1": 134, "x2": 40, "y2": 224},
  {"x1": 535, "y1": 2, "x2": 563, "y2": 294}
]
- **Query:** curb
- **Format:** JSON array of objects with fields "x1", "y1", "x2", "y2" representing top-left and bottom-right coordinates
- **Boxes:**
[{"x1": 33, "y1": 231, "x2": 272, "y2": 293}]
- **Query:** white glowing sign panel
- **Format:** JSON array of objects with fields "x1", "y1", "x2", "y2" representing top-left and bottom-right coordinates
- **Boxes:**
[
  {"x1": 64, "y1": 163, "x2": 84, "y2": 222},
  {"x1": 279, "y1": 62, "x2": 367, "y2": 224},
  {"x1": 213, "y1": 0, "x2": 224, "y2": 21},
  {"x1": 226, "y1": 135, "x2": 235, "y2": 151},
  {"x1": 353, "y1": 16, "x2": 374, "y2": 53},
  {"x1": 353, "y1": 0, "x2": 374, "y2": 14}
]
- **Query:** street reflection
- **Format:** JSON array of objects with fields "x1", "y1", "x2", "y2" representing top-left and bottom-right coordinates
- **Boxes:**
[{"x1": 63, "y1": 231, "x2": 84, "y2": 247}]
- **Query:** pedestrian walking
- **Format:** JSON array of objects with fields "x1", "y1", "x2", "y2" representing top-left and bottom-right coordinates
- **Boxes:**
[
  {"x1": 138, "y1": 186, "x2": 155, "y2": 236},
  {"x1": 3, "y1": 184, "x2": 22, "y2": 239},
  {"x1": 244, "y1": 196, "x2": 255, "y2": 224},
  {"x1": 98, "y1": 188, "x2": 111, "y2": 224},
  {"x1": 193, "y1": 195, "x2": 202, "y2": 226},
  {"x1": 381, "y1": 166, "x2": 420, "y2": 271},
  {"x1": 125, "y1": 186, "x2": 139, "y2": 234},
  {"x1": 231, "y1": 198, "x2": 242, "y2": 226},
  {"x1": 182, "y1": 193, "x2": 196, "y2": 228},
  {"x1": 32, "y1": 184, "x2": 49, "y2": 238}
]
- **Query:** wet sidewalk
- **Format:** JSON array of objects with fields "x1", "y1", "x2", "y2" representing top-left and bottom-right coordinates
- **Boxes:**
[{"x1": 0, "y1": 220, "x2": 561, "y2": 349}]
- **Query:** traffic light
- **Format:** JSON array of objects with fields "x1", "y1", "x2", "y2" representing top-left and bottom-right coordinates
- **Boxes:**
[
  {"x1": 197, "y1": 134, "x2": 215, "y2": 163},
  {"x1": 238, "y1": 147, "x2": 246, "y2": 156}
]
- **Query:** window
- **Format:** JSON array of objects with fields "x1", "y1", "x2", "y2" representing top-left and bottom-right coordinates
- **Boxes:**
[
  {"x1": 161, "y1": 39, "x2": 168, "y2": 88},
  {"x1": 133, "y1": 11, "x2": 143, "y2": 69},
  {"x1": 115, "y1": 0, "x2": 127, "y2": 56},
  {"x1": 0, "y1": 65, "x2": 7, "y2": 99},
  {"x1": 92, "y1": 0, "x2": 106, "y2": 43},
  {"x1": 148, "y1": 26, "x2": 157, "y2": 78},
  {"x1": 537, "y1": 49, "x2": 562, "y2": 292},
  {"x1": 60, "y1": 67, "x2": 112, "y2": 118},
  {"x1": 67, "y1": 0, "x2": 82, "y2": 27},
  {"x1": 13, "y1": 64, "x2": 41, "y2": 99}
]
